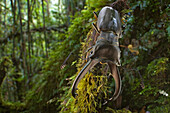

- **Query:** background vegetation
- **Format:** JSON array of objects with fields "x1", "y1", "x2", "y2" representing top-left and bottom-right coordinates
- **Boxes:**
[{"x1": 0, "y1": 0, "x2": 169, "y2": 112}]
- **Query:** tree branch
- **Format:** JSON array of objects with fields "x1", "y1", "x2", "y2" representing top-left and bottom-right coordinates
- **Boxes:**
[
  {"x1": 0, "y1": 25, "x2": 67, "y2": 44},
  {"x1": 0, "y1": 3, "x2": 11, "y2": 11}
]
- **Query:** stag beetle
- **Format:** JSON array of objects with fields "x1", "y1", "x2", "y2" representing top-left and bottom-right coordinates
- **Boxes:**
[{"x1": 71, "y1": 6, "x2": 122, "y2": 104}]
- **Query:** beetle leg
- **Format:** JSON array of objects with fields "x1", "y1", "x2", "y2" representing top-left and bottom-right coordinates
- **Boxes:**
[
  {"x1": 93, "y1": 11, "x2": 98, "y2": 20},
  {"x1": 92, "y1": 23, "x2": 100, "y2": 34}
]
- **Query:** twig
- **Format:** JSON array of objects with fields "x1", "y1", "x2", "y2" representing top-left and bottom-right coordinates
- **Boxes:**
[{"x1": 60, "y1": 51, "x2": 74, "y2": 69}]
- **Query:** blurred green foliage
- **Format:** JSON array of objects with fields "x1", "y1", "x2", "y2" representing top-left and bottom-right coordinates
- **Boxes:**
[{"x1": 0, "y1": 0, "x2": 169, "y2": 112}]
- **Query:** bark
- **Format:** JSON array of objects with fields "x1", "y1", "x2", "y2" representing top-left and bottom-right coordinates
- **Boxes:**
[
  {"x1": 17, "y1": 0, "x2": 27, "y2": 102},
  {"x1": 42, "y1": 0, "x2": 48, "y2": 57},
  {"x1": 27, "y1": 0, "x2": 32, "y2": 87}
]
